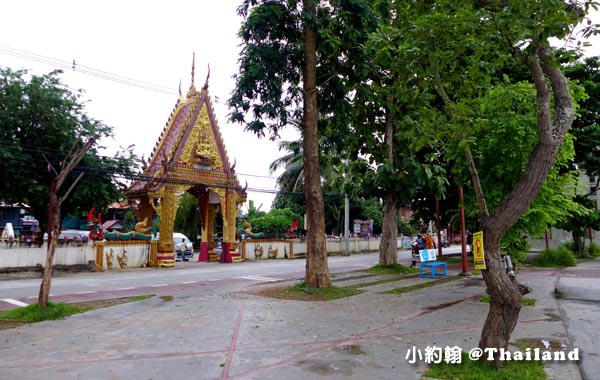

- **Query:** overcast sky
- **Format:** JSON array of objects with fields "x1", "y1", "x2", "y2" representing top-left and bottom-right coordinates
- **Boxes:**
[
  {"x1": 0, "y1": 1, "x2": 299, "y2": 211},
  {"x1": 1, "y1": 1, "x2": 599, "y2": 212}
]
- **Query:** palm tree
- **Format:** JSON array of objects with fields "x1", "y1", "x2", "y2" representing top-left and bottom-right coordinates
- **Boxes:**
[{"x1": 269, "y1": 138, "x2": 305, "y2": 193}]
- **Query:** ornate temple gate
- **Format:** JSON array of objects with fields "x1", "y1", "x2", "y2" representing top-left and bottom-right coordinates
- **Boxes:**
[{"x1": 126, "y1": 60, "x2": 246, "y2": 267}]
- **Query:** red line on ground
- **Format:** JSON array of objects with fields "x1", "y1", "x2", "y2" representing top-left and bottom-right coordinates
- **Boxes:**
[
  {"x1": 227, "y1": 294, "x2": 475, "y2": 379},
  {"x1": 222, "y1": 303, "x2": 245, "y2": 380},
  {"x1": 0, "y1": 348, "x2": 229, "y2": 370}
]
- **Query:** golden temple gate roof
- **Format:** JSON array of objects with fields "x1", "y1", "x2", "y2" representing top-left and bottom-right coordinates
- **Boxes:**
[{"x1": 126, "y1": 67, "x2": 246, "y2": 201}]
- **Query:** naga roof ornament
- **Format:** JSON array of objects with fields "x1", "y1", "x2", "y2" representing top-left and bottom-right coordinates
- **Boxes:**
[{"x1": 126, "y1": 54, "x2": 246, "y2": 202}]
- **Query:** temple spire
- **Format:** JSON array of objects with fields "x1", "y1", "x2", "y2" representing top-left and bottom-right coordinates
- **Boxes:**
[
  {"x1": 191, "y1": 52, "x2": 195, "y2": 88},
  {"x1": 187, "y1": 52, "x2": 197, "y2": 98}
]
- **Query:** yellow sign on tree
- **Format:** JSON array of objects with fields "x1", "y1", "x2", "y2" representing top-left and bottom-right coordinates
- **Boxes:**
[{"x1": 473, "y1": 231, "x2": 486, "y2": 270}]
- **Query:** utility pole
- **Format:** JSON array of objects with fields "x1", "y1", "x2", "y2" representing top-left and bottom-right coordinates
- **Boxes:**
[{"x1": 343, "y1": 194, "x2": 350, "y2": 256}]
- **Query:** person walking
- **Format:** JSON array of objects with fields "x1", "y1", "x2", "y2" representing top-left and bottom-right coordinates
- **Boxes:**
[{"x1": 425, "y1": 233, "x2": 434, "y2": 249}]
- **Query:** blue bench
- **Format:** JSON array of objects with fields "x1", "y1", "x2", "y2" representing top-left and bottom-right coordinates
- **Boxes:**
[{"x1": 418, "y1": 249, "x2": 447, "y2": 278}]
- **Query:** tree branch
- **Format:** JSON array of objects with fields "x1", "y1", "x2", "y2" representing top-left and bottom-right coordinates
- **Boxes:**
[
  {"x1": 55, "y1": 134, "x2": 99, "y2": 191},
  {"x1": 465, "y1": 144, "x2": 489, "y2": 217},
  {"x1": 58, "y1": 172, "x2": 85, "y2": 205},
  {"x1": 527, "y1": 47, "x2": 552, "y2": 144}
]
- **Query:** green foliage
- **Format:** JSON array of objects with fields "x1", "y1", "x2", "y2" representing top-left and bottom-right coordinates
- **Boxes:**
[
  {"x1": 588, "y1": 242, "x2": 600, "y2": 258},
  {"x1": 229, "y1": 0, "x2": 304, "y2": 137},
  {"x1": 533, "y1": 247, "x2": 577, "y2": 267},
  {"x1": 174, "y1": 192, "x2": 201, "y2": 246},
  {"x1": 244, "y1": 208, "x2": 302, "y2": 235},
  {"x1": 0, "y1": 67, "x2": 140, "y2": 229},
  {"x1": 480, "y1": 294, "x2": 536, "y2": 307},
  {"x1": 0, "y1": 302, "x2": 91, "y2": 323},
  {"x1": 469, "y1": 81, "x2": 581, "y2": 236},
  {"x1": 381, "y1": 277, "x2": 458, "y2": 295},
  {"x1": 286, "y1": 283, "x2": 363, "y2": 301},
  {"x1": 501, "y1": 233, "x2": 530, "y2": 265},
  {"x1": 565, "y1": 56, "x2": 600, "y2": 186},
  {"x1": 272, "y1": 193, "x2": 306, "y2": 217},
  {"x1": 555, "y1": 195, "x2": 600, "y2": 256},
  {"x1": 563, "y1": 240, "x2": 600, "y2": 259},
  {"x1": 398, "y1": 220, "x2": 416, "y2": 236},
  {"x1": 368, "y1": 263, "x2": 417, "y2": 275},
  {"x1": 425, "y1": 351, "x2": 545, "y2": 380}
]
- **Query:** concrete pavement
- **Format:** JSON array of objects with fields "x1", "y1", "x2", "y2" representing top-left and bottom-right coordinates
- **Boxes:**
[{"x1": 0, "y1": 253, "x2": 597, "y2": 379}]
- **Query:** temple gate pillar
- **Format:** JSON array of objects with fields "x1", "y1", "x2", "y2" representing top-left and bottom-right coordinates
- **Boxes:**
[
  {"x1": 198, "y1": 192, "x2": 210, "y2": 262},
  {"x1": 152, "y1": 188, "x2": 180, "y2": 267}
]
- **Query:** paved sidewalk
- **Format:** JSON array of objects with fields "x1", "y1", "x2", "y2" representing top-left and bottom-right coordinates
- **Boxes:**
[{"x1": 0, "y1": 261, "x2": 591, "y2": 380}]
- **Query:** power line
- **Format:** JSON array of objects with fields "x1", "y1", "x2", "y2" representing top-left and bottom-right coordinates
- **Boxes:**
[
  {"x1": 0, "y1": 45, "x2": 178, "y2": 96},
  {"x1": 0, "y1": 45, "x2": 234, "y2": 106}
]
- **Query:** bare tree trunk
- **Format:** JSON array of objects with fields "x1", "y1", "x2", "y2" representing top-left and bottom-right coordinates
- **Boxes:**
[
  {"x1": 380, "y1": 191, "x2": 398, "y2": 265},
  {"x1": 38, "y1": 136, "x2": 98, "y2": 308},
  {"x1": 379, "y1": 102, "x2": 398, "y2": 265},
  {"x1": 302, "y1": 0, "x2": 331, "y2": 288},
  {"x1": 478, "y1": 231, "x2": 522, "y2": 368},
  {"x1": 38, "y1": 181, "x2": 59, "y2": 308}
]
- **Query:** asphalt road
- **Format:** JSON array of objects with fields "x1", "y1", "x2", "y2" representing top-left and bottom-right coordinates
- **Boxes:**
[
  {"x1": 0, "y1": 252, "x2": 385, "y2": 309},
  {"x1": 0, "y1": 246, "x2": 466, "y2": 310}
]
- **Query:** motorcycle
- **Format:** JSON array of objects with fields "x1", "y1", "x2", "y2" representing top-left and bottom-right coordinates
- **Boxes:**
[{"x1": 411, "y1": 238, "x2": 425, "y2": 257}]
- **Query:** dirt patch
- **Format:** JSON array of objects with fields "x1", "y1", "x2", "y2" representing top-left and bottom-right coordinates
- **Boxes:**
[
  {"x1": 0, "y1": 297, "x2": 144, "y2": 331},
  {"x1": 243, "y1": 285, "x2": 328, "y2": 301}
]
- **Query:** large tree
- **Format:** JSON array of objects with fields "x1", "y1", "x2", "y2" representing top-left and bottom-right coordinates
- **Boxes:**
[
  {"x1": 565, "y1": 55, "x2": 600, "y2": 191},
  {"x1": 0, "y1": 67, "x2": 139, "y2": 307},
  {"x1": 373, "y1": 0, "x2": 595, "y2": 366},
  {"x1": 0, "y1": 68, "x2": 139, "y2": 230},
  {"x1": 230, "y1": 0, "x2": 330, "y2": 287}
]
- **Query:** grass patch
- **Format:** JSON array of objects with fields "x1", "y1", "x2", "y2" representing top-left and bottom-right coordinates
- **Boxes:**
[
  {"x1": 381, "y1": 276, "x2": 458, "y2": 295},
  {"x1": 368, "y1": 263, "x2": 419, "y2": 275},
  {"x1": 0, "y1": 302, "x2": 92, "y2": 323},
  {"x1": 0, "y1": 295, "x2": 156, "y2": 331},
  {"x1": 131, "y1": 295, "x2": 154, "y2": 302},
  {"x1": 425, "y1": 351, "x2": 545, "y2": 380},
  {"x1": 439, "y1": 257, "x2": 463, "y2": 264},
  {"x1": 347, "y1": 276, "x2": 419, "y2": 289},
  {"x1": 265, "y1": 283, "x2": 363, "y2": 301},
  {"x1": 479, "y1": 294, "x2": 537, "y2": 306}
]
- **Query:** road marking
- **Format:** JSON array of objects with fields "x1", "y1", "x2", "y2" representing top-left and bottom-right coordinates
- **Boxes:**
[
  {"x1": 236, "y1": 276, "x2": 279, "y2": 282},
  {"x1": 2, "y1": 298, "x2": 29, "y2": 307},
  {"x1": 182, "y1": 281, "x2": 197, "y2": 284},
  {"x1": 76, "y1": 291, "x2": 97, "y2": 294},
  {"x1": 151, "y1": 284, "x2": 168, "y2": 287},
  {"x1": 115, "y1": 287, "x2": 135, "y2": 291}
]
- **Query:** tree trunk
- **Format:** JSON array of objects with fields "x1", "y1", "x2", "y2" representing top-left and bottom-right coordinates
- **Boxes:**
[
  {"x1": 38, "y1": 181, "x2": 59, "y2": 308},
  {"x1": 302, "y1": 0, "x2": 331, "y2": 288},
  {"x1": 478, "y1": 232, "x2": 522, "y2": 368},
  {"x1": 37, "y1": 137, "x2": 97, "y2": 308},
  {"x1": 477, "y1": 45, "x2": 574, "y2": 365},
  {"x1": 379, "y1": 101, "x2": 398, "y2": 265},
  {"x1": 380, "y1": 191, "x2": 398, "y2": 265}
]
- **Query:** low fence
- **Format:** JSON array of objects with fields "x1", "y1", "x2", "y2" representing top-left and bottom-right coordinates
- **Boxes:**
[
  {"x1": 0, "y1": 237, "x2": 393, "y2": 269},
  {"x1": 4, "y1": 229, "x2": 596, "y2": 271}
]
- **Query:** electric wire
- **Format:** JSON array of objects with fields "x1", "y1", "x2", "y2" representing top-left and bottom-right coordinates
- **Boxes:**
[{"x1": 0, "y1": 140, "x2": 340, "y2": 198}]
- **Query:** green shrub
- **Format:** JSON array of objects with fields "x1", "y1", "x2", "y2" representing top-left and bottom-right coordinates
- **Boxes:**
[
  {"x1": 533, "y1": 247, "x2": 576, "y2": 267},
  {"x1": 501, "y1": 235, "x2": 530, "y2": 265},
  {"x1": 588, "y1": 242, "x2": 600, "y2": 258}
]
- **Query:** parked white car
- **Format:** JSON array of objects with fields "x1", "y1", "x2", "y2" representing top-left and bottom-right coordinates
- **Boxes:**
[
  {"x1": 173, "y1": 232, "x2": 193, "y2": 261},
  {"x1": 153, "y1": 232, "x2": 193, "y2": 260}
]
